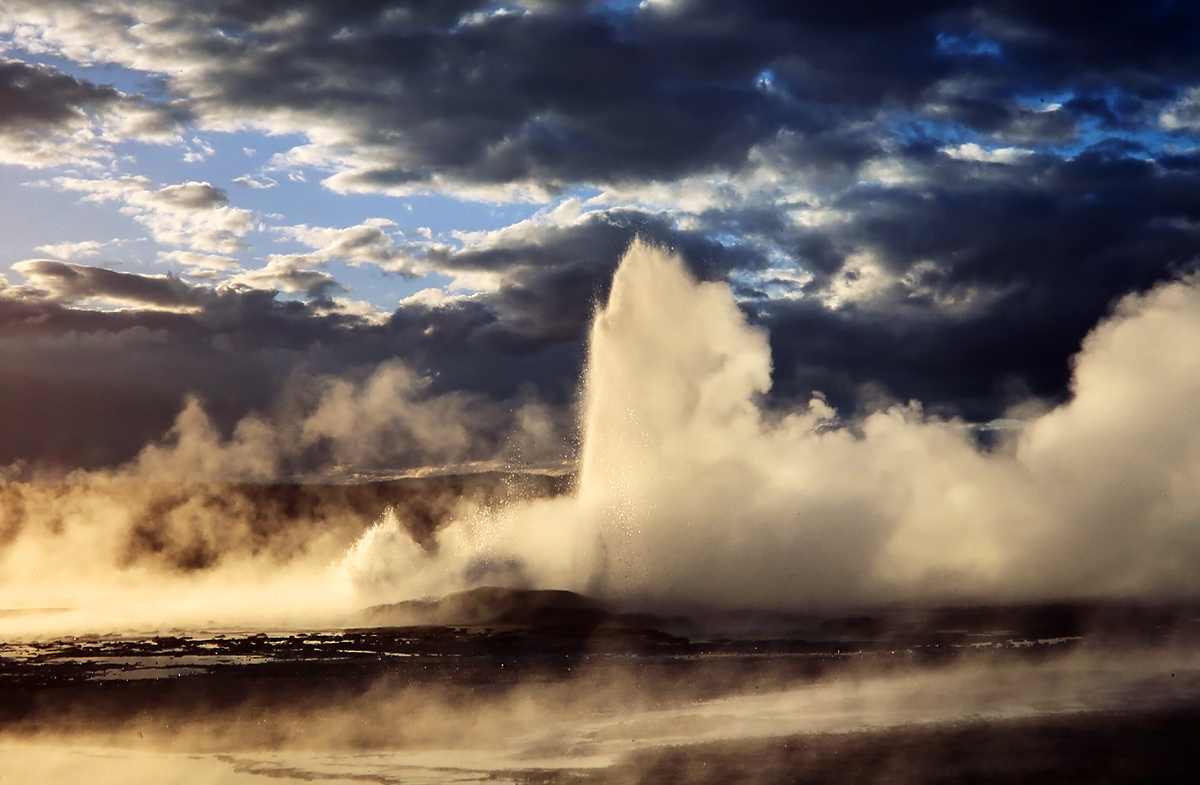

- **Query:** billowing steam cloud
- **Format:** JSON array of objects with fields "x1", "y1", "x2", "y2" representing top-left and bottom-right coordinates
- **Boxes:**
[
  {"x1": 347, "y1": 241, "x2": 1200, "y2": 609},
  {"x1": 11, "y1": 239, "x2": 1200, "y2": 637},
  {"x1": 0, "y1": 358, "x2": 567, "y2": 636},
  {"x1": 122, "y1": 359, "x2": 566, "y2": 482}
]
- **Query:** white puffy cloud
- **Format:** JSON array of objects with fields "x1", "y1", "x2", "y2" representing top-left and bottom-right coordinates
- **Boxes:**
[
  {"x1": 157, "y1": 249, "x2": 241, "y2": 271},
  {"x1": 227, "y1": 255, "x2": 339, "y2": 297},
  {"x1": 35, "y1": 239, "x2": 107, "y2": 259},
  {"x1": 223, "y1": 219, "x2": 436, "y2": 298},
  {"x1": 54, "y1": 176, "x2": 254, "y2": 254},
  {"x1": 0, "y1": 56, "x2": 182, "y2": 169},
  {"x1": 1161, "y1": 86, "x2": 1200, "y2": 130},
  {"x1": 274, "y1": 219, "x2": 423, "y2": 273},
  {"x1": 182, "y1": 135, "x2": 214, "y2": 162},
  {"x1": 231, "y1": 174, "x2": 277, "y2": 189},
  {"x1": 942, "y1": 143, "x2": 1035, "y2": 164},
  {"x1": 10, "y1": 258, "x2": 204, "y2": 311}
]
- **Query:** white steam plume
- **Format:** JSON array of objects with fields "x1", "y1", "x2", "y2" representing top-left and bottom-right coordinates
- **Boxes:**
[
  {"x1": 0, "y1": 357, "x2": 568, "y2": 636},
  {"x1": 345, "y1": 240, "x2": 1200, "y2": 608},
  {"x1": 124, "y1": 359, "x2": 567, "y2": 482}
]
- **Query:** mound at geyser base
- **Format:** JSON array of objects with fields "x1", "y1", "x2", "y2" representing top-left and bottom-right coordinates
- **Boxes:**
[{"x1": 358, "y1": 585, "x2": 1200, "y2": 647}]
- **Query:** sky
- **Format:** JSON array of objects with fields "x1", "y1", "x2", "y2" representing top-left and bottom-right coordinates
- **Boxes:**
[{"x1": 3, "y1": 0, "x2": 1200, "y2": 477}]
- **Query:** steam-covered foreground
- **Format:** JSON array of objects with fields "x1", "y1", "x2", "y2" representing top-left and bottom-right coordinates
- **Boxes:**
[{"x1": 4, "y1": 592, "x2": 1200, "y2": 783}]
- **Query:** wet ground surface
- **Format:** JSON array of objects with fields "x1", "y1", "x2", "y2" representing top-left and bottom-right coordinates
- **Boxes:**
[
  {"x1": 5, "y1": 594, "x2": 1197, "y2": 695},
  {"x1": 0, "y1": 619, "x2": 1093, "y2": 726},
  {"x1": 5, "y1": 597, "x2": 1200, "y2": 783},
  {"x1": 545, "y1": 706, "x2": 1200, "y2": 785}
]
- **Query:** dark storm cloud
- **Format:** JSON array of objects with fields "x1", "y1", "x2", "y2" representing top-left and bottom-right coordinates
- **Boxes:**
[
  {"x1": 748, "y1": 141, "x2": 1200, "y2": 418},
  {"x1": 17, "y1": 0, "x2": 1187, "y2": 191},
  {"x1": 9, "y1": 0, "x2": 1200, "y2": 189},
  {"x1": 170, "y1": 0, "x2": 1200, "y2": 187},
  {"x1": 0, "y1": 59, "x2": 121, "y2": 129},
  {"x1": 214, "y1": 1, "x2": 804, "y2": 189},
  {"x1": 11, "y1": 260, "x2": 210, "y2": 309},
  {"x1": 756, "y1": 142, "x2": 1200, "y2": 301},
  {"x1": 0, "y1": 57, "x2": 182, "y2": 163},
  {"x1": 0, "y1": 255, "x2": 579, "y2": 470},
  {"x1": 425, "y1": 207, "x2": 760, "y2": 341},
  {"x1": 0, "y1": 271, "x2": 363, "y2": 470}
]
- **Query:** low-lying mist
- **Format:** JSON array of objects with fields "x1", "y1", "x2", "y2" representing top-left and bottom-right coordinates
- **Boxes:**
[
  {"x1": 5, "y1": 647, "x2": 1199, "y2": 783},
  {"x1": 0, "y1": 345, "x2": 569, "y2": 636},
  {"x1": 0, "y1": 477, "x2": 562, "y2": 637},
  {"x1": 8, "y1": 240, "x2": 1200, "y2": 634}
]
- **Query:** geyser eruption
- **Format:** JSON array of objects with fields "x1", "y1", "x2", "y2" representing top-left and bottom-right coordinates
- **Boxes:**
[
  {"x1": 347, "y1": 241, "x2": 1200, "y2": 609},
  {"x1": 573, "y1": 239, "x2": 781, "y2": 596}
]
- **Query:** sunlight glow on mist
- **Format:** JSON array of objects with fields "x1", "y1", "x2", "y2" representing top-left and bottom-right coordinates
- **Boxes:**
[
  {"x1": 347, "y1": 241, "x2": 1200, "y2": 609},
  {"x1": 11, "y1": 241, "x2": 1200, "y2": 636}
]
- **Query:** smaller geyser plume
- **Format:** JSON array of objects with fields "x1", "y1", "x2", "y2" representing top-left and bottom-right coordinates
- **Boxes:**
[
  {"x1": 0, "y1": 355, "x2": 563, "y2": 636},
  {"x1": 346, "y1": 240, "x2": 1200, "y2": 609}
]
